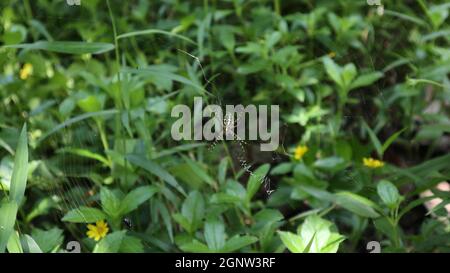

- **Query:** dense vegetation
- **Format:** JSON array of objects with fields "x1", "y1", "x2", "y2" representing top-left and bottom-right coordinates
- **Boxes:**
[{"x1": 0, "y1": 0, "x2": 449, "y2": 253}]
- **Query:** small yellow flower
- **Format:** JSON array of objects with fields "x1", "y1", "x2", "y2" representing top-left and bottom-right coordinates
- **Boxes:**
[
  {"x1": 328, "y1": 51, "x2": 336, "y2": 58},
  {"x1": 294, "y1": 145, "x2": 308, "y2": 160},
  {"x1": 363, "y1": 157, "x2": 384, "y2": 169},
  {"x1": 86, "y1": 220, "x2": 109, "y2": 241},
  {"x1": 19, "y1": 63, "x2": 33, "y2": 80}
]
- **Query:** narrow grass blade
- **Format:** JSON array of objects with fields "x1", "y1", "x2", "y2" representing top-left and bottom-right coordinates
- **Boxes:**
[
  {"x1": 37, "y1": 109, "x2": 118, "y2": 144},
  {"x1": 10, "y1": 124, "x2": 28, "y2": 205},
  {"x1": 4, "y1": 41, "x2": 115, "y2": 54},
  {"x1": 116, "y1": 29, "x2": 196, "y2": 45}
]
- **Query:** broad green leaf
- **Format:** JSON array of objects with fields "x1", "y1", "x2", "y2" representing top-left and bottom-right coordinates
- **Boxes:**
[
  {"x1": 0, "y1": 202, "x2": 18, "y2": 253},
  {"x1": 279, "y1": 215, "x2": 344, "y2": 253},
  {"x1": 323, "y1": 57, "x2": 342, "y2": 87},
  {"x1": 93, "y1": 231, "x2": 126, "y2": 253},
  {"x1": 313, "y1": 156, "x2": 345, "y2": 171},
  {"x1": 126, "y1": 154, "x2": 186, "y2": 196},
  {"x1": 119, "y1": 235, "x2": 144, "y2": 253},
  {"x1": 100, "y1": 187, "x2": 121, "y2": 218},
  {"x1": 271, "y1": 162, "x2": 293, "y2": 175},
  {"x1": 237, "y1": 60, "x2": 270, "y2": 75},
  {"x1": 181, "y1": 191, "x2": 205, "y2": 233},
  {"x1": 183, "y1": 156, "x2": 215, "y2": 186},
  {"x1": 349, "y1": 72, "x2": 383, "y2": 90},
  {"x1": 302, "y1": 232, "x2": 316, "y2": 253},
  {"x1": 10, "y1": 124, "x2": 28, "y2": 205},
  {"x1": 246, "y1": 164, "x2": 270, "y2": 201},
  {"x1": 4, "y1": 41, "x2": 115, "y2": 54},
  {"x1": 173, "y1": 213, "x2": 192, "y2": 233},
  {"x1": 341, "y1": 63, "x2": 357, "y2": 87},
  {"x1": 221, "y1": 235, "x2": 258, "y2": 252},
  {"x1": 179, "y1": 240, "x2": 210, "y2": 253},
  {"x1": 377, "y1": 180, "x2": 400, "y2": 208},
  {"x1": 6, "y1": 231, "x2": 22, "y2": 253},
  {"x1": 119, "y1": 185, "x2": 158, "y2": 215},
  {"x1": 335, "y1": 192, "x2": 380, "y2": 218},
  {"x1": 204, "y1": 218, "x2": 226, "y2": 251},
  {"x1": 31, "y1": 228, "x2": 64, "y2": 253},
  {"x1": 21, "y1": 235, "x2": 43, "y2": 253},
  {"x1": 278, "y1": 231, "x2": 304, "y2": 253},
  {"x1": 62, "y1": 207, "x2": 107, "y2": 223},
  {"x1": 77, "y1": 95, "x2": 102, "y2": 113}
]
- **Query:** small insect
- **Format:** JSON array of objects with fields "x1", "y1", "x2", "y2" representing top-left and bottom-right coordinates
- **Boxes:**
[{"x1": 123, "y1": 218, "x2": 132, "y2": 230}]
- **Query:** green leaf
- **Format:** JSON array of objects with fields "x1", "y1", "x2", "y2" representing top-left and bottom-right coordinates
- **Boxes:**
[
  {"x1": 323, "y1": 57, "x2": 343, "y2": 87},
  {"x1": 246, "y1": 164, "x2": 270, "y2": 201},
  {"x1": 302, "y1": 232, "x2": 316, "y2": 253},
  {"x1": 182, "y1": 156, "x2": 215, "y2": 186},
  {"x1": 179, "y1": 240, "x2": 210, "y2": 253},
  {"x1": 335, "y1": 192, "x2": 380, "y2": 218},
  {"x1": 119, "y1": 185, "x2": 158, "y2": 215},
  {"x1": 126, "y1": 154, "x2": 186, "y2": 196},
  {"x1": 362, "y1": 121, "x2": 383, "y2": 158},
  {"x1": 100, "y1": 187, "x2": 121, "y2": 218},
  {"x1": 313, "y1": 156, "x2": 345, "y2": 171},
  {"x1": 181, "y1": 191, "x2": 205, "y2": 233},
  {"x1": 341, "y1": 63, "x2": 357, "y2": 87},
  {"x1": 278, "y1": 231, "x2": 304, "y2": 253},
  {"x1": 119, "y1": 235, "x2": 144, "y2": 253},
  {"x1": 77, "y1": 95, "x2": 102, "y2": 113},
  {"x1": 4, "y1": 41, "x2": 115, "y2": 54},
  {"x1": 21, "y1": 235, "x2": 43, "y2": 253},
  {"x1": 10, "y1": 124, "x2": 28, "y2": 205},
  {"x1": 349, "y1": 72, "x2": 383, "y2": 90},
  {"x1": 93, "y1": 231, "x2": 126, "y2": 253},
  {"x1": 204, "y1": 218, "x2": 226, "y2": 251},
  {"x1": 155, "y1": 200, "x2": 174, "y2": 243},
  {"x1": 237, "y1": 60, "x2": 270, "y2": 75},
  {"x1": 116, "y1": 29, "x2": 195, "y2": 44},
  {"x1": 377, "y1": 180, "x2": 400, "y2": 209},
  {"x1": 221, "y1": 235, "x2": 258, "y2": 252},
  {"x1": 62, "y1": 207, "x2": 107, "y2": 223},
  {"x1": 6, "y1": 231, "x2": 22, "y2": 253},
  {"x1": 31, "y1": 228, "x2": 64, "y2": 253},
  {"x1": 381, "y1": 128, "x2": 407, "y2": 154},
  {"x1": 0, "y1": 202, "x2": 18, "y2": 253}
]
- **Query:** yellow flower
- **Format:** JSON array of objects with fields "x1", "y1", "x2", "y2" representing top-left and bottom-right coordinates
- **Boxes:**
[
  {"x1": 363, "y1": 157, "x2": 384, "y2": 169},
  {"x1": 328, "y1": 51, "x2": 336, "y2": 58},
  {"x1": 86, "y1": 220, "x2": 109, "y2": 241},
  {"x1": 294, "y1": 145, "x2": 308, "y2": 160},
  {"x1": 20, "y1": 63, "x2": 33, "y2": 80}
]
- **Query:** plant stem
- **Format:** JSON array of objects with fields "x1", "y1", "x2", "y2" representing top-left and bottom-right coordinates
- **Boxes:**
[{"x1": 107, "y1": 0, "x2": 128, "y2": 186}]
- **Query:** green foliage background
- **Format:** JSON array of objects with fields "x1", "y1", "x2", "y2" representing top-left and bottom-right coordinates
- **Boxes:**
[{"x1": 0, "y1": 0, "x2": 449, "y2": 253}]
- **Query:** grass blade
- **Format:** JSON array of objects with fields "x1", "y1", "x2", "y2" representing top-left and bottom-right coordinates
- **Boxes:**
[
  {"x1": 10, "y1": 124, "x2": 28, "y2": 205},
  {"x1": 4, "y1": 41, "x2": 115, "y2": 54},
  {"x1": 116, "y1": 29, "x2": 196, "y2": 44}
]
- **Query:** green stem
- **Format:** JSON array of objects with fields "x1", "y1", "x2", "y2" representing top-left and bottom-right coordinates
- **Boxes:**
[{"x1": 107, "y1": 0, "x2": 128, "y2": 186}]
